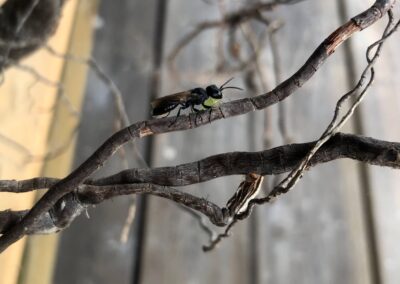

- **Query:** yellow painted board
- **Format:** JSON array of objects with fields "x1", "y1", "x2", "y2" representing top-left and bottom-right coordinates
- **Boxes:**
[
  {"x1": 19, "y1": 0, "x2": 98, "y2": 283},
  {"x1": 0, "y1": 0, "x2": 79, "y2": 283}
]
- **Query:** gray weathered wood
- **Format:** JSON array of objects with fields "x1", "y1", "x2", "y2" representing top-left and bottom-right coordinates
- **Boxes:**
[
  {"x1": 255, "y1": 1, "x2": 371, "y2": 283},
  {"x1": 140, "y1": 0, "x2": 261, "y2": 283},
  {"x1": 343, "y1": 1, "x2": 400, "y2": 283},
  {"x1": 53, "y1": 1, "x2": 157, "y2": 283},
  {"x1": 50, "y1": 1, "x2": 392, "y2": 283}
]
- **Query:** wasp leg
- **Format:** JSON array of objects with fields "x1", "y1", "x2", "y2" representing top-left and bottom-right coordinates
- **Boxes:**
[
  {"x1": 202, "y1": 103, "x2": 213, "y2": 123},
  {"x1": 169, "y1": 107, "x2": 183, "y2": 127},
  {"x1": 192, "y1": 106, "x2": 202, "y2": 126},
  {"x1": 218, "y1": 106, "x2": 225, "y2": 119}
]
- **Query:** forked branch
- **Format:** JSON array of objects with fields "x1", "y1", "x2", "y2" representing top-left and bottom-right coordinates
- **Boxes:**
[{"x1": 1, "y1": 133, "x2": 400, "y2": 236}]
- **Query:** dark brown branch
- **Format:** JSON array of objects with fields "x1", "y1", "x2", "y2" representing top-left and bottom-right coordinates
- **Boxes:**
[
  {"x1": 0, "y1": 210, "x2": 26, "y2": 235},
  {"x1": 134, "y1": 1, "x2": 394, "y2": 134},
  {"x1": 95, "y1": 133, "x2": 400, "y2": 186},
  {"x1": 0, "y1": 184, "x2": 229, "y2": 235},
  {"x1": 219, "y1": 13, "x2": 400, "y2": 236},
  {"x1": 0, "y1": 177, "x2": 59, "y2": 192},
  {"x1": 0, "y1": 0, "x2": 393, "y2": 253},
  {"x1": 0, "y1": 127, "x2": 135, "y2": 252},
  {"x1": 265, "y1": 9, "x2": 399, "y2": 199},
  {"x1": 78, "y1": 184, "x2": 228, "y2": 226},
  {"x1": 1, "y1": 133, "x2": 399, "y2": 193},
  {"x1": 1, "y1": 132, "x2": 400, "y2": 236}
]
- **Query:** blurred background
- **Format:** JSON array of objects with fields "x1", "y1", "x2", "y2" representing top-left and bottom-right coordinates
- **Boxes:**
[{"x1": 0, "y1": 0, "x2": 400, "y2": 283}]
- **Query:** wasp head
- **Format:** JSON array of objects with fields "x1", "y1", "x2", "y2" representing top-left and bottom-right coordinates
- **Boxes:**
[{"x1": 206, "y1": 84, "x2": 222, "y2": 99}]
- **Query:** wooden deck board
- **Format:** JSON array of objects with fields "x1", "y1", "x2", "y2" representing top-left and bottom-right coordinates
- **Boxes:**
[
  {"x1": 48, "y1": 1, "x2": 400, "y2": 283},
  {"x1": 139, "y1": 0, "x2": 375, "y2": 283},
  {"x1": 140, "y1": 1, "x2": 259, "y2": 283},
  {"x1": 53, "y1": 0, "x2": 157, "y2": 283},
  {"x1": 248, "y1": 1, "x2": 371, "y2": 283},
  {"x1": 342, "y1": 1, "x2": 400, "y2": 283}
]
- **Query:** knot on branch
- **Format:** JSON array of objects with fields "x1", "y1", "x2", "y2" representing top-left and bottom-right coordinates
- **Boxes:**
[
  {"x1": 352, "y1": 2, "x2": 387, "y2": 30},
  {"x1": 382, "y1": 148, "x2": 400, "y2": 164},
  {"x1": 208, "y1": 206, "x2": 230, "y2": 227},
  {"x1": 49, "y1": 192, "x2": 86, "y2": 230}
]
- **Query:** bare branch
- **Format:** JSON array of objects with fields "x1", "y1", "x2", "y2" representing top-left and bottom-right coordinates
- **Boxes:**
[
  {"x1": 1, "y1": 133, "x2": 399, "y2": 193},
  {"x1": 44, "y1": 45, "x2": 149, "y2": 241},
  {"x1": 1, "y1": 132, "x2": 400, "y2": 238},
  {"x1": 0, "y1": 0, "x2": 393, "y2": 253},
  {"x1": 268, "y1": 10, "x2": 400, "y2": 199},
  {"x1": 0, "y1": 183, "x2": 230, "y2": 235},
  {"x1": 0, "y1": 177, "x2": 59, "y2": 193},
  {"x1": 94, "y1": 132, "x2": 400, "y2": 185}
]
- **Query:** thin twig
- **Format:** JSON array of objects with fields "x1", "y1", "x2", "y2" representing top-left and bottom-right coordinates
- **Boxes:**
[
  {"x1": 44, "y1": 45, "x2": 148, "y2": 241},
  {"x1": 13, "y1": 62, "x2": 79, "y2": 116},
  {"x1": 237, "y1": 10, "x2": 400, "y2": 218},
  {"x1": 167, "y1": 0, "x2": 304, "y2": 73},
  {"x1": 269, "y1": 10, "x2": 398, "y2": 198}
]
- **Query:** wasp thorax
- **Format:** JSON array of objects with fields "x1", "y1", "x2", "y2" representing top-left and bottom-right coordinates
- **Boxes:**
[{"x1": 206, "y1": 85, "x2": 222, "y2": 99}]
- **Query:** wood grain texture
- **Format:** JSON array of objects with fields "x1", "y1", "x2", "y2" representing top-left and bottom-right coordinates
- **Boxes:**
[
  {"x1": 255, "y1": 1, "x2": 371, "y2": 283},
  {"x1": 140, "y1": 0, "x2": 261, "y2": 283},
  {"x1": 53, "y1": 0, "x2": 157, "y2": 283},
  {"x1": 343, "y1": 1, "x2": 400, "y2": 283}
]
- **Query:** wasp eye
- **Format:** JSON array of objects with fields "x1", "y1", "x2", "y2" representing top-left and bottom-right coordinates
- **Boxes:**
[
  {"x1": 206, "y1": 85, "x2": 222, "y2": 98},
  {"x1": 211, "y1": 90, "x2": 222, "y2": 98}
]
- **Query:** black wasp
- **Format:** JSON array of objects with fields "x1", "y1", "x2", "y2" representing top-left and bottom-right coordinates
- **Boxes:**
[{"x1": 151, "y1": 78, "x2": 242, "y2": 125}]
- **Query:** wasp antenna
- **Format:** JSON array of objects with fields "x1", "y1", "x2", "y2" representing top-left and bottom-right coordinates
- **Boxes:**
[
  {"x1": 219, "y1": 77, "x2": 234, "y2": 89},
  {"x1": 221, "y1": 86, "x2": 243, "y2": 91}
]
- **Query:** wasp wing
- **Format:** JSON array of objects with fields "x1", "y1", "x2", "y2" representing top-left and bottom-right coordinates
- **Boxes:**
[{"x1": 151, "y1": 91, "x2": 192, "y2": 116}]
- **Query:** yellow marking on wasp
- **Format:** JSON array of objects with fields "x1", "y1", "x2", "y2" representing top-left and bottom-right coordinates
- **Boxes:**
[{"x1": 203, "y1": 97, "x2": 221, "y2": 108}]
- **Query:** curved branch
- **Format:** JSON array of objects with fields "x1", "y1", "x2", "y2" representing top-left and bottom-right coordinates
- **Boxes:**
[
  {"x1": 0, "y1": 0, "x2": 394, "y2": 253},
  {"x1": 1, "y1": 132, "x2": 399, "y2": 236},
  {"x1": 93, "y1": 133, "x2": 400, "y2": 186},
  {"x1": 0, "y1": 184, "x2": 228, "y2": 235},
  {"x1": 1, "y1": 133, "x2": 399, "y2": 192}
]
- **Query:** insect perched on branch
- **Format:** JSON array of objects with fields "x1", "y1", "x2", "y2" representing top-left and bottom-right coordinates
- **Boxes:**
[{"x1": 150, "y1": 78, "x2": 242, "y2": 125}]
